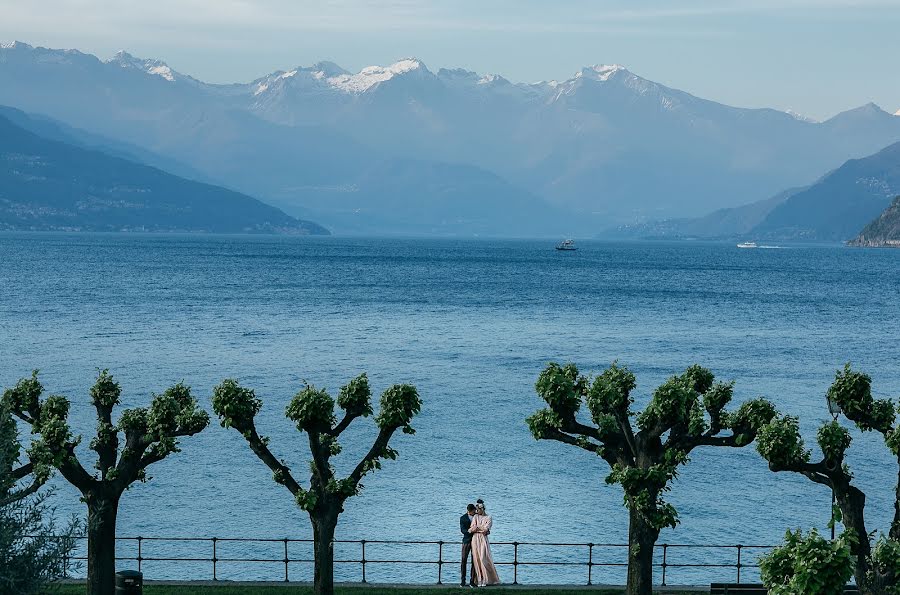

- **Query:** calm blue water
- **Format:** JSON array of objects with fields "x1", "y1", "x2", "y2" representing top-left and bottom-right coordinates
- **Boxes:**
[{"x1": 2, "y1": 234, "x2": 899, "y2": 585}]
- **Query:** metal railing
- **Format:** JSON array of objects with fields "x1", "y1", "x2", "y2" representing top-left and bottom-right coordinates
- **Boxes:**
[{"x1": 57, "y1": 536, "x2": 775, "y2": 586}]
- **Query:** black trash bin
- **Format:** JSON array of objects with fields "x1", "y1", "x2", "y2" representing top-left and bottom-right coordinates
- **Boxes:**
[{"x1": 115, "y1": 569, "x2": 143, "y2": 594}]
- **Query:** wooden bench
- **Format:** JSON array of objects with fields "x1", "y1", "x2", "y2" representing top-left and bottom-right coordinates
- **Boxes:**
[{"x1": 711, "y1": 584, "x2": 860, "y2": 594}]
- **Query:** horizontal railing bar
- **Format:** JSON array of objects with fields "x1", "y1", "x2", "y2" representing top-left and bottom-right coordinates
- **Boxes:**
[
  {"x1": 31, "y1": 535, "x2": 776, "y2": 549},
  {"x1": 43, "y1": 533, "x2": 777, "y2": 587}
]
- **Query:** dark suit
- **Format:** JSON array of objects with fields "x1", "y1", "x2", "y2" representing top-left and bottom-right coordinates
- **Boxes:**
[{"x1": 460, "y1": 513, "x2": 476, "y2": 585}]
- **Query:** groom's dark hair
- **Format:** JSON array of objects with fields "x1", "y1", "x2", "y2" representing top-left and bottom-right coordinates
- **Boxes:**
[{"x1": 467, "y1": 503, "x2": 476, "y2": 512}]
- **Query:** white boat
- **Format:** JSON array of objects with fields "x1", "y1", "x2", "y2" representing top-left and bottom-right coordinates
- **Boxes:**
[
  {"x1": 555, "y1": 239, "x2": 577, "y2": 251},
  {"x1": 736, "y1": 242, "x2": 758, "y2": 249}
]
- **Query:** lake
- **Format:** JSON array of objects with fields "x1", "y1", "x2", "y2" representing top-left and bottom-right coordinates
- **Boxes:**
[{"x1": 2, "y1": 233, "x2": 899, "y2": 584}]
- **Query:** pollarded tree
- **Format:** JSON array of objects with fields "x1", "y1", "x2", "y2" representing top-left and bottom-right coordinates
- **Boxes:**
[
  {"x1": 757, "y1": 364, "x2": 900, "y2": 595},
  {"x1": 526, "y1": 362, "x2": 777, "y2": 595},
  {"x1": 3, "y1": 370, "x2": 209, "y2": 595},
  {"x1": 212, "y1": 373, "x2": 421, "y2": 595}
]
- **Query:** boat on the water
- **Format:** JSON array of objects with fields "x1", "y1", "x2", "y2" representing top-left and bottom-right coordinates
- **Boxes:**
[
  {"x1": 737, "y1": 242, "x2": 758, "y2": 249},
  {"x1": 555, "y1": 239, "x2": 577, "y2": 251}
]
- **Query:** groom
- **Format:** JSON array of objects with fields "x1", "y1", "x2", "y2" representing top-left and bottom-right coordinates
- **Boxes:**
[{"x1": 459, "y1": 503, "x2": 476, "y2": 587}]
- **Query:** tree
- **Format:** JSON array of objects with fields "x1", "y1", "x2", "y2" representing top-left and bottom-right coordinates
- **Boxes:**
[
  {"x1": 212, "y1": 373, "x2": 421, "y2": 595},
  {"x1": 760, "y1": 528, "x2": 854, "y2": 595},
  {"x1": 3, "y1": 371, "x2": 209, "y2": 595},
  {"x1": 757, "y1": 364, "x2": 900, "y2": 594},
  {"x1": 1, "y1": 395, "x2": 81, "y2": 594},
  {"x1": 526, "y1": 362, "x2": 776, "y2": 595}
]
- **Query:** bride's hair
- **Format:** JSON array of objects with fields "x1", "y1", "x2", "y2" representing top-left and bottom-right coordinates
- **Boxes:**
[{"x1": 475, "y1": 502, "x2": 486, "y2": 514}]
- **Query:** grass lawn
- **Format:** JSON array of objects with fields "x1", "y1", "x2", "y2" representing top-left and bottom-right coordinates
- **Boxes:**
[{"x1": 51, "y1": 585, "x2": 701, "y2": 594}]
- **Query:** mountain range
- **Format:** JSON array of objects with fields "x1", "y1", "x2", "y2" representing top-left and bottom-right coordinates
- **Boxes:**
[
  {"x1": 613, "y1": 139, "x2": 900, "y2": 241},
  {"x1": 2, "y1": 41, "x2": 900, "y2": 236},
  {"x1": 0, "y1": 107, "x2": 328, "y2": 233}
]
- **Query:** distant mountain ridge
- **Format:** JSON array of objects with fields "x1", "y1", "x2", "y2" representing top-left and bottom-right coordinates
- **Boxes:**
[
  {"x1": 3, "y1": 41, "x2": 900, "y2": 235},
  {"x1": 0, "y1": 109, "x2": 329, "y2": 233},
  {"x1": 610, "y1": 140, "x2": 900, "y2": 242},
  {"x1": 751, "y1": 141, "x2": 900, "y2": 241}
]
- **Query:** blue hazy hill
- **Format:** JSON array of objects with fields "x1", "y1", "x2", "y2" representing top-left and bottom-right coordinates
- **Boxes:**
[{"x1": 0, "y1": 111, "x2": 330, "y2": 234}]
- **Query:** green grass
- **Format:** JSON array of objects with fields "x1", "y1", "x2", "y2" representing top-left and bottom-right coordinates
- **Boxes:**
[{"x1": 51, "y1": 585, "x2": 699, "y2": 595}]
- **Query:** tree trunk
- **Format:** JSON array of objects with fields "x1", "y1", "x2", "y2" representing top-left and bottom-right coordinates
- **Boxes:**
[
  {"x1": 86, "y1": 492, "x2": 120, "y2": 595},
  {"x1": 836, "y1": 487, "x2": 874, "y2": 594},
  {"x1": 312, "y1": 509, "x2": 339, "y2": 595},
  {"x1": 627, "y1": 506, "x2": 660, "y2": 595}
]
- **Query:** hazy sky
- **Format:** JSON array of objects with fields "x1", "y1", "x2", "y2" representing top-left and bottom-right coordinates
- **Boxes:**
[{"x1": 1, "y1": 0, "x2": 898, "y2": 120}]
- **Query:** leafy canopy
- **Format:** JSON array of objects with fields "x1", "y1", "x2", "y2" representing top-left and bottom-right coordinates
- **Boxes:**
[
  {"x1": 760, "y1": 528, "x2": 854, "y2": 595},
  {"x1": 528, "y1": 361, "x2": 776, "y2": 531},
  {"x1": 212, "y1": 373, "x2": 421, "y2": 514}
]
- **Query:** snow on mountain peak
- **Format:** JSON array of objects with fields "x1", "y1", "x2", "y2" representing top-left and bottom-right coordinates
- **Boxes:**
[
  {"x1": 786, "y1": 109, "x2": 818, "y2": 123},
  {"x1": 478, "y1": 73, "x2": 509, "y2": 86},
  {"x1": 328, "y1": 58, "x2": 428, "y2": 93},
  {"x1": 577, "y1": 64, "x2": 627, "y2": 81},
  {"x1": 108, "y1": 50, "x2": 176, "y2": 82},
  {"x1": 0, "y1": 41, "x2": 32, "y2": 50},
  {"x1": 894, "y1": 108, "x2": 900, "y2": 116}
]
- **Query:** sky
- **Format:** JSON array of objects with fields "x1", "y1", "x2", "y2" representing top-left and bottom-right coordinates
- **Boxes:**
[{"x1": 0, "y1": 0, "x2": 898, "y2": 120}]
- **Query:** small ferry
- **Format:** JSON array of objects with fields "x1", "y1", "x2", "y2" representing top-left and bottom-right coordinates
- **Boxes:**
[
  {"x1": 736, "y1": 241, "x2": 758, "y2": 249},
  {"x1": 555, "y1": 239, "x2": 577, "y2": 251}
]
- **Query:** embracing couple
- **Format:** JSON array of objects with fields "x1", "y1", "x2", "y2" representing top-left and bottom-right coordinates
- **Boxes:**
[{"x1": 459, "y1": 499, "x2": 500, "y2": 588}]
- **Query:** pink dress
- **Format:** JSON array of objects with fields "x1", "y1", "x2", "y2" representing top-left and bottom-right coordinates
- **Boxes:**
[{"x1": 469, "y1": 514, "x2": 501, "y2": 586}]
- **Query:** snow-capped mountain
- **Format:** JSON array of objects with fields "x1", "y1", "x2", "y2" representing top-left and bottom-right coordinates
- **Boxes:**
[{"x1": 3, "y1": 41, "x2": 900, "y2": 235}]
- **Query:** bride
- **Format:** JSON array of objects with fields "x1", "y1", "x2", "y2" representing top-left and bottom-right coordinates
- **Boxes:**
[{"x1": 468, "y1": 501, "x2": 501, "y2": 587}]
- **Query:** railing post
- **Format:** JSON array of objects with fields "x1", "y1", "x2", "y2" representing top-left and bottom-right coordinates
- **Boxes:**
[
  {"x1": 361, "y1": 539, "x2": 367, "y2": 583},
  {"x1": 513, "y1": 542, "x2": 519, "y2": 585},
  {"x1": 137, "y1": 536, "x2": 143, "y2": 574},
  {"x1": 661, "y1": 543, "x2": 668, "y2": 586},
  {"x1": 736, "y1": 544, "x2": 743, "y2": 584},
  {"x1": 587, "y1": 543, "x2": 593, "y2": 586},
  {"x1": 211, "y1": 537, "x2": 217, "y2": 581},
  {"x1": 283, "y1": 538, "x2": 289, "y2": 582},
  {"x1": 437, "y1": 540, "x2": 443, "y2": 585}
]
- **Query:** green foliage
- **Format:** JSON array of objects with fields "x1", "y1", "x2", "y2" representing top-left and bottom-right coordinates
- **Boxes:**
[
  {"x1": 829, "y1": 363, "x2": 895, "y2": 433},
  {"x1": 294, "y1": 487, "x2": 318, "y2": 512},
  {"x1": 702, "y1": 381, "x2": 734, "y2": 421},
  {"x1": 89, "y1": 369, "x2": 121, "y2": 409},
  {"x1": 531, "y1": 361, "x2": 774, "y2": 541},
  {"x1": 681, "y1": 364, "x2": 715, "y2": 395},
  {"x1": 757, "y1": 415, "x2": 811, "y2": 470},
  {"x1": 147, "y1": 383, "x2": 209, "y2": 439},
  {"x1": 636, "y1": 376, "x2": 696, "y2": 432},
  {"x1": 212, "y1": 379, "x2": 264, "y2": 431},
  {"x1": 286, "y1": 385, "x2": 336, "y2": 433},
  {"x1": 2, "y1": 371, "x2": 43, "y2": 417},
  {"x1": 337, "y1": 374, "x2": 373, "y2": 417},
  {"x1": 535, "y1": 362, "x2": 585, "y2": 418},
  {"x1": 0, "y1": 490, "x2": 81, "y2": 594},
  {"x1": 118, "y1": 408, "x2": 148, "y2": 435},
  {"x1": 727, "y1": 398, "x2": 778, "y2": 433},
  {"x1": 586, "y1": 362, "x2": 636, "y2": 421},
  {"x1": 606, "y1": 448, "x2": 689, "y2": 530},
  {"x1": 1, "y1": 402, "x2": 81, "y2": 594},
  {"x1": 525, "y1": 408, "x2": 563, "y2": 440},
  {"x1": 871, "y1": 536, "x2": 900, "y2": 593},
  {"x1": 375, "y1": 384, "x2": 422, "y2": 434},
  {"x1": 760, "y1": 528, "x2": 853, "y2": 595},
  {"x1": 817, "y1": 421, "x2": 852, "y2": 464}
]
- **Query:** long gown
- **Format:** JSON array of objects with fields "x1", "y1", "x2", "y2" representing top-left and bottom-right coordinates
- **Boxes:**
[{"x1": 469, "y1": 514, "x2": 501, "y2": 586}]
